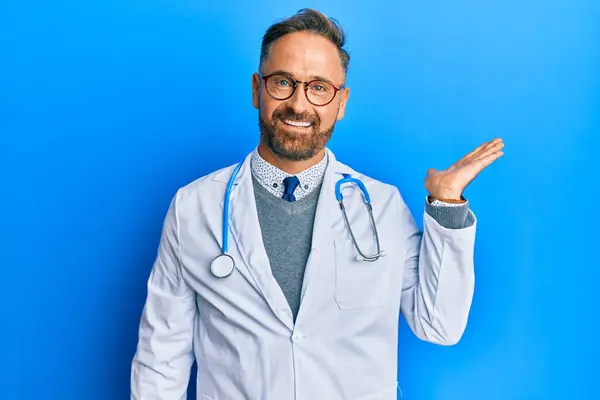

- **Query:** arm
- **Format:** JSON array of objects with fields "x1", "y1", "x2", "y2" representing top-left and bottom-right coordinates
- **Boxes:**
[
  {"x1": 131, "y1": 192, "x2": 197, "y2": 399},
  {"x1": 399, "y1": 137, "x2": 503, "y2": 344},
  {"x1": 398, "y1": 190, "x2": 477, "y2": 345}
]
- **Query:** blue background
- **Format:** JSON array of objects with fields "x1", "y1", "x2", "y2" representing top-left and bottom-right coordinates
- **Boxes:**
[{"x1": 1, "y1": 1, "x2": 598, "y2": 399}]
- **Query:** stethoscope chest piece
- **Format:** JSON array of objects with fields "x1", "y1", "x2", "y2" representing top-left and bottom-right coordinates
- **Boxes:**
[{"x1": 211, "y1": 254, "x2": 235, "y2": 278}]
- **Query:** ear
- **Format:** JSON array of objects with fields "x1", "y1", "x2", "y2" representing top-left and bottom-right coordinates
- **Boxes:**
[
  {"x1": 252, "y1": 73, "x2": 260, "y2": 110},
  {"x1": 336, "y1": 87, "x2": 350, "y2": 121}
]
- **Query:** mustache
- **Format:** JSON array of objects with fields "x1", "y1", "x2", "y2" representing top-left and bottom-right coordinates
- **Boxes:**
[{"x1": 272, "y1": 107, "x2": 319, "y2": 125}]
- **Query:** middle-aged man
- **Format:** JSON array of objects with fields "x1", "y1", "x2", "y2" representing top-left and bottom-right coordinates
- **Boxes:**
[{"x1": 131, "y1": 8, "x2": 504, "y2": 400}]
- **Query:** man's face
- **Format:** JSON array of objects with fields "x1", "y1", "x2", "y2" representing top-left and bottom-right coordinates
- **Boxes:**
[{"x1": 252, "y1": 31, "x2": 350, "y2": 161}]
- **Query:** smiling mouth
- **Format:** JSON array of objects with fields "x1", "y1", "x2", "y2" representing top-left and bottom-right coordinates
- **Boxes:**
[{"x1": 282, "y1": 119, "x2": 312, "y2": 128}]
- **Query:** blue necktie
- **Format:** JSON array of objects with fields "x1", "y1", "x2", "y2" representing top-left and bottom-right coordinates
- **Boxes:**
[{"x1": 282, "y1": 176, "x2": 300, "y2": 202}]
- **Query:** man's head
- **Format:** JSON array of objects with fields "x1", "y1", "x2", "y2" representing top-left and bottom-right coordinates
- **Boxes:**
[{"x1": 252, "y1": 9, "x2": 350, "y2": 162}]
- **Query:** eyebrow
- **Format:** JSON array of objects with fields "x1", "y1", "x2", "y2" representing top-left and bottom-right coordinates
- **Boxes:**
[{"x1": 267, "y1": 69, "x2": 342, "y2": 87}]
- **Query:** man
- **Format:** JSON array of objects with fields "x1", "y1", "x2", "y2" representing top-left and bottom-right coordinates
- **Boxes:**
[{"x1": 131, "y1": 8, "x2": 504, "y2": 400}]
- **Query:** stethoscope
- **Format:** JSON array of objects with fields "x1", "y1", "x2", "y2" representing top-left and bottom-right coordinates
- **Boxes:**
[{"x1": 210, "y1": 162, "x2": 386, "y2": 278}]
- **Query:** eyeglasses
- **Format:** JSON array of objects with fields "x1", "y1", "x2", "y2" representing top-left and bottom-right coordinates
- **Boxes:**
[{"x1": 259, "y1": 73, "x2": 343, "y2": 107}]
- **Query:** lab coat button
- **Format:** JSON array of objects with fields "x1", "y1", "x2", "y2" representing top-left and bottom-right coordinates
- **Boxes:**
[{"x1": 291, "y1": 332, "x2": 304, "y2": 343}]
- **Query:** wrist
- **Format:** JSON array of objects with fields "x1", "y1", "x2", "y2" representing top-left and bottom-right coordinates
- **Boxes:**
[{"x1": 428, "y1": 194, "x2": 467, "y2": 204}]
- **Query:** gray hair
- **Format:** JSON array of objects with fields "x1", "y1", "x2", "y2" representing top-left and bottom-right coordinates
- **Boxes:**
[{"x1": 260, "y1": 8, "x2": 350, "y2": 74}]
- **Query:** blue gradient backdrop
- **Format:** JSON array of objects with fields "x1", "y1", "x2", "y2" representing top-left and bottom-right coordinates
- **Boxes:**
[{"x1": 1, "y1": 1, "x2": 598, "y2": 399}]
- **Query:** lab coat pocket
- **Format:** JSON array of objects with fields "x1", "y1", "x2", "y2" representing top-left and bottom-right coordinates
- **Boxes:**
[{"x1": 333, "y1": 238, "x2": 392, "y2": 309}]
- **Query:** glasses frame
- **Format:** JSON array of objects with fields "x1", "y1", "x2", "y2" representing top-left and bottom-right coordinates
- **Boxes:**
[{"x1": 259, "y1": 72, "x2": 344, "y2": 107}]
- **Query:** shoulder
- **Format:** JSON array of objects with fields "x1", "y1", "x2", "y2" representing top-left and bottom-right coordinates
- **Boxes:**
[
  {"x1": 181, "y1": 163, "x2": 235, "y2": 194},
  {"x1": 169, "y1": 162, "x2": 239, "y2": 215}
]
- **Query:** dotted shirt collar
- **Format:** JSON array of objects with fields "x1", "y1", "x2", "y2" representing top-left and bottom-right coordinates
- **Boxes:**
[{"x1": 250, "y1": 148, "x2": 328, "y2": 200}]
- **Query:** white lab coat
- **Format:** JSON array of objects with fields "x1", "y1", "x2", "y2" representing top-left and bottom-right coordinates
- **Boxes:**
[{"x1": 131, "y1": 148, "x2": 477, "y2": 400}]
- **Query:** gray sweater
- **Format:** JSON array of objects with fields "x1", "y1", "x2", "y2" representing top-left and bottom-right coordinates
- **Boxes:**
[{"x1": 252, "y1": 175, "x2": 473, "y2": 321}]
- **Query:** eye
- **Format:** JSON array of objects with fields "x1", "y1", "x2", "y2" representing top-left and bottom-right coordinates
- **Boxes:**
[
  {"x1": 309, "y1": 81, "x2": 332, "y2": 92},
  {"x1": 269, "y1": 75, "x2": 294, "y2": 87}
]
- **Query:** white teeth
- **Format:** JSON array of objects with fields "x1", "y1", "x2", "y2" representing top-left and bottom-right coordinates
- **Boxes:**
[{"x1": 284, "y1": 120, "x2": 311, "y2": 127}]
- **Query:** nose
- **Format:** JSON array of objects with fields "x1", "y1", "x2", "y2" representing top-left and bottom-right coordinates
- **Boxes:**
[{"x1": 286, "y1": 83, "x2": 311, "y2": 115}]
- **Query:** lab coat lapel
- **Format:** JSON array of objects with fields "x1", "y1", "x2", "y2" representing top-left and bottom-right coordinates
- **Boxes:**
[
  {"x1": 216, "y1": 153, "x2": 295, "y2": 331},
  {"x1": 296, "y1": 149, "x2": 351, "y2": 321}
]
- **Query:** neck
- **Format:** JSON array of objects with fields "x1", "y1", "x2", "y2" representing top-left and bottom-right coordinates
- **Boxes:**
[{"x1": 257, "y1": 143, "x2": 325, "y2": 174}]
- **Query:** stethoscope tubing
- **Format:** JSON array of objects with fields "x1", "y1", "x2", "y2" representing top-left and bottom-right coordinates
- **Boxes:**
[{"x1": 214, "y1": 163, "x2": 384, "y2": 278}]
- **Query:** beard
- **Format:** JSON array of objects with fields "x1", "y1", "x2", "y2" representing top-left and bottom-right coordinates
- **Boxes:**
[{"x1": 258, "y1": 105, "x2": 336, "y2": 162}]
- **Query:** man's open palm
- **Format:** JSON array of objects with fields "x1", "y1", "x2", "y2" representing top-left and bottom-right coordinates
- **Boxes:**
[{"x1": 425, "y1": 138, "x2": 505, "y2": 200}]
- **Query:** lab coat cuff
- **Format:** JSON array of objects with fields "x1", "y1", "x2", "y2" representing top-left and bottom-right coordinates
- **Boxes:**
[{"x1": 423, "y1": 210, "x2": 477, "y2": 245}]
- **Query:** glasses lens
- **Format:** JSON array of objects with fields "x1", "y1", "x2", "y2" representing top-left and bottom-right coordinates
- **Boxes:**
[
  {"x1": 266, "y1": 75, "x2": 295, "y2": 100},
  {"x1": 306, "y1": 81, "x2": 335, "y2": 106}
]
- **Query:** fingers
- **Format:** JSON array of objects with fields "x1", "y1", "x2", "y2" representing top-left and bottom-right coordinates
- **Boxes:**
[
  {"x1": 471, "y1": 140, "x2": 504, "y2": 163},
  {"x1": 457, "y1": 141, "x2": 489, "y2": 164},
  {"x1": 460, "y1": 138, "x2": 504, "y2": 165},
  {"x1": 473, "y1": 150, "x2": 504, "y2": 169}
]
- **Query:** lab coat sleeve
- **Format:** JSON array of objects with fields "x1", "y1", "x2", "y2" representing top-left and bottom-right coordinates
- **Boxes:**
[
  {"x1": 397, "y1": 189, "x2": 477, "y2": 346},
  {"x1": 131, "y1": 191, "x2": 197, "y2": 399}
]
